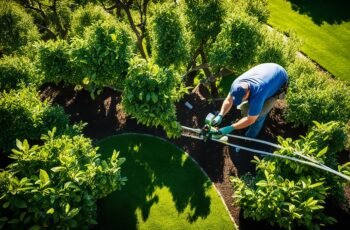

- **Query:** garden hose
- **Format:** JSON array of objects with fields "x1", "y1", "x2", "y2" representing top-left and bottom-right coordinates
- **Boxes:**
[{"x1": 181, "y1": 125, "x2": 350, "y2": 181}]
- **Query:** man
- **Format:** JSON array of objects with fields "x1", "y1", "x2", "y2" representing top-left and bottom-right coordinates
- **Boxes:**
[{"x1": 212, "y1": 63, "x2": 288, "y2": 138}]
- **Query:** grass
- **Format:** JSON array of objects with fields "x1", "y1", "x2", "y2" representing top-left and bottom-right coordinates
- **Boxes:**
[
  {"x1": 96, "y1": 134, "x2": 236, "y2": 229},
  {"x1": 268, "y1": 0, "x2": 350, "y2": 81}
]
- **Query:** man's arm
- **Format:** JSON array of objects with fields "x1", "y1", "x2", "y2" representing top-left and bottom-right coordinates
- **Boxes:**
[
  {"x1": 219, "y1": 94, "x2": 234, "y2": 116},
  {"x1": 232, "y1": 115, "x2": 258, "y2": 129}
]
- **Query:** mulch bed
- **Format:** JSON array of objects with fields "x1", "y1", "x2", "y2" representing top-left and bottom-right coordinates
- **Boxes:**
[{"x1": 40, "y1": 83, "x2": 350, "y2": 229}]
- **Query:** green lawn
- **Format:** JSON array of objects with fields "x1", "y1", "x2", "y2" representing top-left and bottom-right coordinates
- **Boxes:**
[
  {"x1": 268, "y1": 0, "x2": 350, "y2": 81},
  {"x1": 96, "y1": 134, "x2": 236, "y2": 229}
]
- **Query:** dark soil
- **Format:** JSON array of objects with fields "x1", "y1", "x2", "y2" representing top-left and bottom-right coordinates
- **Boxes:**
[{"x1": 40, "y1": 84, "x2": 350, "y2": 229}]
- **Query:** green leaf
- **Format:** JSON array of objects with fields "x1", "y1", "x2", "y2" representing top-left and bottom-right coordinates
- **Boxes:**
[
  {"x1": 51, "y1": 166, "x2": 66, "y2": 173},
  {"x1": 316, "y1": 147, "x2": 328, "y2": 157},
  {"x1": 14, "y1": 199, "x2": 27, "y2": 208},
  {"x1": 146, "y1": 93, "x2": 151, "y2": 102},
  {"x1": 151, "y1": 92, "x2": 158, "y2": 103},
  {"x1": 0, "y1": 217, "x2": 8, "y2": 222},
  {"x1": 47, "y1": 208, "x2": 55, "y2": 214},
  {"x1": 256, "y1": 180, "x2": 268, "y2": 187},
  {"x1": 308, "y1": 182, "x2": 324, "y2": 189},
  {"x1": 2, "y1": 202, "x2": 10, "y2": 209},
  {"x1": 68, "y1": 208, "x2": 80, "y2": 218},
  {"x1": 65, "y1": 203, "x2": 70, "y2": 214},
  {"x1": 83, "y1": 77, "x2": 90, "y2": 85},
  {"x1": 8, "y1": 219, "x2": 19, "y2": 224},
  {"x1": 39, "y1": 169, "x2": 50, "y2": 187},
  {"x1": 29, "y1": 225, "x2": 40, "y2": 230},
  {"x1": 15, "y1": 139, "x2": 23, "y2": 150},
  {"x1": 110, "y1": 34, "x2": 117, "y2": 42}
]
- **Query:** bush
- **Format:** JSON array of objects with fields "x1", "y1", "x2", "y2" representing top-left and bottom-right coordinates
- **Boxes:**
[
  {"x1": 231, "y1": 120, "x2": 348, "y2": 229},
  {"x1": 150, "y1": 2, "x2": 189, "y2": 69},
  {"x1": 0, "y1": 128, "x2": 126, "y2": 229},
  {"x1": 209, "y1": 13, "x2": 262, "y2": 72},
  {"x1": 122, "y1": 57, "x2": 184, "y2": 138},
  {"x1": 0, "y1": 87, "x2": 69, "y2": 152},
  {"x1": 70, "y1": 3, "x2": 114, "y2": 38},
  {"x1": 285, "y1": 67, "x2": 350, "y2": 126},
  {"x1": 0, "y1": 1, "x2": 40, "y2": 55},
  {"x1": 256, "y1": 28, "x2": 299, "y2": 67},
  {"x1": 184, "y1": 0, "x2": 224, "y2": 46},
  {"x1": 0, "y1": 55, "x2": 40, "y2": 91},
  {"x1": 71, "y1": 20, "x2": 134, "y2": 94},
  {"x1": 35, "y1": 39, "x2": 79, "y2": 85},
  {"x1": 233, "y1": 0, "x2": 270, "y2": 23},
  {"x1": 287, "y1": 57, "x2": 317, "y2": 80}
]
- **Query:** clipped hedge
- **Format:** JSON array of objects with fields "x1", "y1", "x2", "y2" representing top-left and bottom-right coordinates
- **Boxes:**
[
  {"x1": 0, "y1": 1, "x2": 40, "y2": 54},
  {"x1": 0, "y1": 87, "x2": 69, "y2": 152},
  {"x1": 122, "y1": 57, "x2": 184, "y2": 138},
  {"x1": 209, "y1": 13, "x2": 262, "y2": 72},
  {"x1": 0, "y1": 55, "x2": 40, "y2": 91},
  {"x1": 150, "y1": 2, "x2": 189, "y2": 69},
  {"x1": 256, "y1": 27, "x2": 299, "y2": 67},
  {"x1": 0, "y1": 128, "x2": 126, "y2": 229},
  {"x1": 35, "y1": 39, "x2": 79, "y2": 85},
  {"x1": 70, "y1": 3, "x2": 114, "y2": 38},
  {"x1": 71, "y1": 20, "x2": 134, "y2": 94},
  {"x1": 285, "y1": 58, "x2": 350, "y2": 127}
]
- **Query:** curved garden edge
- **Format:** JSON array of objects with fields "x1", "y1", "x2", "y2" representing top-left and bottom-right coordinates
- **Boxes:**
[{"x1": 96, "y1": 132, "x2": 238, "y2": 229}]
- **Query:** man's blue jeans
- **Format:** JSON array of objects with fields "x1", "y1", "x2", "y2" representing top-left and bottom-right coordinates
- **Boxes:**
[
  {"x1": 245, "y1": 114, "x2": 267, "y2": 138},
  {"x1": 237, "y1": 96, "x2": 279, "y2": 138}
]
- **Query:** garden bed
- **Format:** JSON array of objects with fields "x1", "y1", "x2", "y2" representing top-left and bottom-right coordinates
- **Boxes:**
[{"x1": 41, "y1": 83, "x2": 350, "y2": 229}]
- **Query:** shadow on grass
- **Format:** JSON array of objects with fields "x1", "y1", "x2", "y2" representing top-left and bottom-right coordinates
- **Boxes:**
[
  {"x1": 95, "y1": 135, "x2": 212, "y2": 229},
  {"x1": 287, "y1": 0, "x2": 350, "y2": 25}
]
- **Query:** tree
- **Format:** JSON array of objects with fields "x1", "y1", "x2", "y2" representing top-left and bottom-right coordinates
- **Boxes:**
[{"x1": 16, "y1": 0, "x2": 72, "y2": 39}]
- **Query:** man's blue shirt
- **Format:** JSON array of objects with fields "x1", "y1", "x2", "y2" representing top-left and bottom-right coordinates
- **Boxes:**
[{"x1": 230, "y1": 63, "x2": 288, "y2": 116}]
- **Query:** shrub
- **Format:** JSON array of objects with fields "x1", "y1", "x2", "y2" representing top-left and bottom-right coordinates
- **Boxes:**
[
  {"x1": 122, "y1": 57, "x2": 184, "y2": 138},
  {"x1": 0, "y1": 1, "x2": 40, "y2": 54},
  {"x1": 285, "y1": 69, "x2": 350, "y2": 126},
  {"x1": 184, "y1": 0, "x2": 224, "y2": 46},
  {"x1": 0, "y1": 55, "x2": 40, "y2": 91},
  {"x1": 256, "y1": 28, "x2": 299, "y2": 67},
  {"x1": 150, "y1": 2, "x2": 189, "y2": 69},
  {"x1": 35, "y1": 39, "x2": 79, "y2": 85},
  {"x1": 287, "y1": 57, "x2": 317, "y2": 80},
  {"x1": 233, "y1": 0, "x2": 270, "y2": 23},
  {"x1": 208, "y1": 13, "x2": 262, "y2": 73},
  {"x1": 0, "y1": 87, "x2": 69, "y2": 152},
  {"x1": 232, "y1": 121, "x2": 348, "y2": 229},
  {"x1": 0, "y1": 128, "x2": 126, "y2": 229},
  {"x1": 71, "y1": 20, "x2": 134, "y2": 94},
  {"x1": 70, "y1": 3, "x2": 114, "y2": 38}
]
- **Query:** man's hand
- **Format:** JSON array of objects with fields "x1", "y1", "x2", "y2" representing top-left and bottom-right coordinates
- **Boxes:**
[
  {"x1": 219, "y1": 125, "x2": 235, "y2": 135},
  {"x1": 212, "y1": 114, "x2": 223, "y2": 125}
]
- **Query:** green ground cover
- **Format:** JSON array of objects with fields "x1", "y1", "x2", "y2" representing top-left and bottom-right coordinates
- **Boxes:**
[
  {"x1": 268, "y1": 0, "x2": 350, "y2": 81},
  {"x1": 96, "y1": 134, "x2": 236, "y2": 229}
]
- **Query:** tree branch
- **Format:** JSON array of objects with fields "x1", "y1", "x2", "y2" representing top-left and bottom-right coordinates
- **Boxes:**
[{"x1": 118, "y1": 0, "x2": 147, "y2": 59}]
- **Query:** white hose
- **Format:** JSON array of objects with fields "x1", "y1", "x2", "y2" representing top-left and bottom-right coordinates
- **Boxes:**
[
  {"x1": 181, "y1": 126, "x2": 350, "y2": 181},
  {"x1": 182, "y1": 126, "x2": 331, "y2": 170}
]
